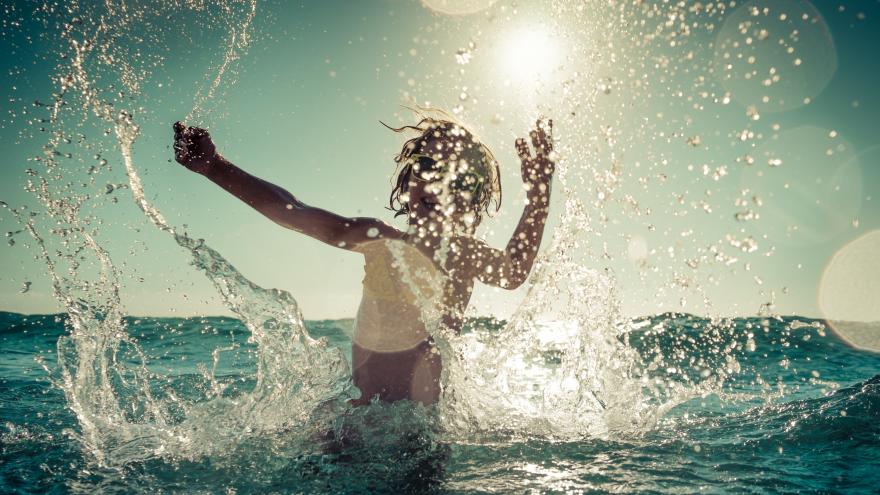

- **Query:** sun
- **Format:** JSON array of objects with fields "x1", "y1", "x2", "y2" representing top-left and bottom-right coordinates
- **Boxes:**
[{"x1": 498, "y1": 26, "x2": 561, "y2": 88}]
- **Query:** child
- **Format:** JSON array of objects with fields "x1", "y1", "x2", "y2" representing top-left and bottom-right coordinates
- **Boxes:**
[{"x1": 172, "y1": 114, "x2": 555, "y2": 406}]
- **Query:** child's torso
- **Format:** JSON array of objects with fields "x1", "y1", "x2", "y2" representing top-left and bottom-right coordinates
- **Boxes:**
[
  {"x1": 353, "y1": 239, "x2": 447, "y2": 351},
  {"x1": 351, "y1": 238, "x2": 472, "y2": 404}
]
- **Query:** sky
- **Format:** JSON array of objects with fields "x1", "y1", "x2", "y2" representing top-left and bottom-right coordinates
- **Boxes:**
[{"x1": 1, "y1": 0, "x2": 879, "y2": 321}]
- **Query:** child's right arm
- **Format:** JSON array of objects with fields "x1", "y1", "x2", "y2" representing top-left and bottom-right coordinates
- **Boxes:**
[
  {"x1": 172, "y1": 122, "x2": 398, "y2": 250},
  {"x1": 457, "y1": 119, "x2": 555, "y2": 290}
]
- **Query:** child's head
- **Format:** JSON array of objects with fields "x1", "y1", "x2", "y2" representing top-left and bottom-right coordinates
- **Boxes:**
[{"x1": 386, "y1": 114, "x2": 501, "y2": 232}]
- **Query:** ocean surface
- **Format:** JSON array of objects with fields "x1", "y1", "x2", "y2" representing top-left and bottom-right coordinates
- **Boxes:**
[{"x1": 1, "y1": 311, "x2": 877, "y2": 494}]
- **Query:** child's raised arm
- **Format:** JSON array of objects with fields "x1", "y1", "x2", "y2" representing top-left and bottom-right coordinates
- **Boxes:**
[
  {"x1": 464, "y1": 119, "x2": 555, "y2": 289},
  {"x1": 172, "y1": 122, "x2": 397, "y2": 250}
]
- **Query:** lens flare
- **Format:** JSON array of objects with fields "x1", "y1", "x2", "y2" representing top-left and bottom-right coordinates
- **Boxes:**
[
  {"x1": 819, "y1": 230, "x2": 880, "y2": 352},
  {"x1": 714, "y1": 0, "x2": 838, "y2": 113},
  {"x1": 420, "y1": 0, "x2": 497, "y2": 16},
  {"x1": 740, "y1": 126, "x2": 861, "y2": 245}
]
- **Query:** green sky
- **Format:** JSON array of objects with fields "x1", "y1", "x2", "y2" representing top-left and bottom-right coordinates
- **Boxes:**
[{"x1": 1, "y1": 0, "x2": 878, "y2": 321}]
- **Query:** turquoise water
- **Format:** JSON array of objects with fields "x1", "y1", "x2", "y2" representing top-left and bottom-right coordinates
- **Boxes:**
[
  {"x1": 2, "y1": 311, "x2": 878, "y2": 493},
  {"x1": 3, "y1": 0, "x2": 880, "y2": 493}
]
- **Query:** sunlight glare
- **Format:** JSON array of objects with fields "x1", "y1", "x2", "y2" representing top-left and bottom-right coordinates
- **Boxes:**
[{"x1": 499, "y1": 27, "x2": 561, "y2": 88}]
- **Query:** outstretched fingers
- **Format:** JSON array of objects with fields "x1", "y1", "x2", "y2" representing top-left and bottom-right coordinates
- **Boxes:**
[
  {"x1": 531, "y1": 118, "x2": 553, "y2": 156},
  {"x1": 543, "y1": 118, "x2": 553, "y2": 153},
  {"x1": 515, "y1": 137, "x2": 531, "y2": 162}
]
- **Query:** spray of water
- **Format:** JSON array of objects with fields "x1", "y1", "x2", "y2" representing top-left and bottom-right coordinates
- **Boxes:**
[
  {"x1": 7, "y1": 0, "x2": 819, "y2": 468},
  {"x1": 12, "y1": 0, "x2": 354, "y2": 465}
]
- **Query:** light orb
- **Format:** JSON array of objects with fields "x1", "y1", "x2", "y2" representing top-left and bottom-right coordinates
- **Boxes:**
[
  {"x1": 420, "y1": 0, "x2": 497, "y2": 16},
  {"x1": 740, "y1": 126, "x2": 861, "y2": 246},
  {"x1": 819, "y1": 230, "x2": 880, "y2": 352},
  {"x1": 714, "y1": 0, "x2": 837, "y2": 113}
]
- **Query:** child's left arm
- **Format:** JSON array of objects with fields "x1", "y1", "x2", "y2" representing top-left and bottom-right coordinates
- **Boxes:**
[
  {"x1": 171, "y1": 122, "x2": 399, "y2": 250},
  {"x1": 464, "y1": 119, "x2": 555, "y2": 289}
]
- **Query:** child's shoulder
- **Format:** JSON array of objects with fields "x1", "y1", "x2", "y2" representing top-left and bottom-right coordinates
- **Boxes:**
[
  {"x1": 362, "y1": 218, "x2": 404, "y2": 239},
  {"x1": 347, "y1": 219, "x2": 404, "y2": 252}
]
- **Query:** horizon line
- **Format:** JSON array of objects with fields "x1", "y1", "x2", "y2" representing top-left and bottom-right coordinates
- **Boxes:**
[{"x1": 4, "y1": 309, "x2": 875, "y2": 324}]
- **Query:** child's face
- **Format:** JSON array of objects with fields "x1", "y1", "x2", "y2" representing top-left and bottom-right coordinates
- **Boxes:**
[
  {"x1": 406, "y1": 136, "x2": 483, "y2": 233},
  {"x1": 407, "y1": 176, "x2": 477, "y2": 232}
]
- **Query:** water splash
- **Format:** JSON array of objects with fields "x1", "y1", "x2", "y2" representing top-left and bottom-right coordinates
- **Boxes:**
[
  {"x1": 15, "y1": 0, "x2": 352, "y2": 465},
  {"x1": 7, "y1": 0, "x2": 822, "y2": 470},
  {"x1": 186, "y1": 0, "x2": 258, "y2": 122}
]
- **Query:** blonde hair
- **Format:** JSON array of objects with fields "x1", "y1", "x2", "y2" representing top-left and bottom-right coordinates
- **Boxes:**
[{"x1": 383, "y1": 109, "x2": 502, "y2": 220}]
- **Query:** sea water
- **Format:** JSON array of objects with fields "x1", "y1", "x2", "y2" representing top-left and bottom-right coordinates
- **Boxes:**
[
  {"x1": 2, "y1": 313, "x2": 878, "y2": 493},
  {"x1": 2, "y1": 0, "x2": 879, "y2": 493}
]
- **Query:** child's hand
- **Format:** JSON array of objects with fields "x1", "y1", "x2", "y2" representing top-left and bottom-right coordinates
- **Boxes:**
[
  {"x1": 173, "y1": 121, "x2": 219, "y2": 174},
  {"x1": 515, "y1": 118, "x2": 555, "y2": 197}
]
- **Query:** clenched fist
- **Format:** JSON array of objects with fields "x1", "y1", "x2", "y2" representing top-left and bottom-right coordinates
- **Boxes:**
[{"x1": 173, "y1": 121, "x2": 219, "y2": 174}]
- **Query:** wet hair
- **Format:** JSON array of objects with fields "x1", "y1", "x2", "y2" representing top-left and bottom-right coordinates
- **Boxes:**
[{"x1": 383, "y1": 112, "x2": 502, "y2": 221}]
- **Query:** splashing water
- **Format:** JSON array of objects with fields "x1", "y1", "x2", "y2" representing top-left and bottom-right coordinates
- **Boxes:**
[
  {"x1": 12, "y1": 0, "x2": 354, "y2": 465},
  {"x1": 4, "y1": 0, "x2": 866, "y2": 489},
  {"x1": 14, "y1": 0, "x2": 728, "y2": 455}
]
